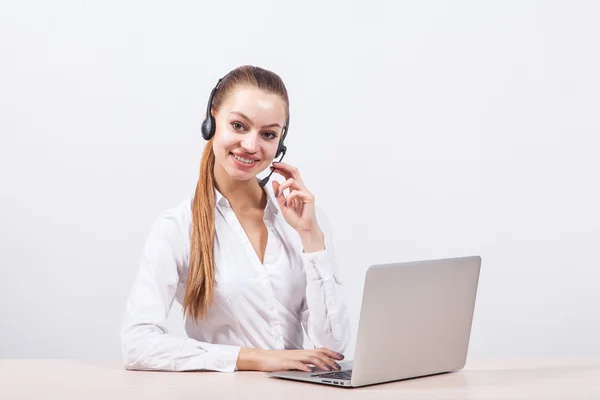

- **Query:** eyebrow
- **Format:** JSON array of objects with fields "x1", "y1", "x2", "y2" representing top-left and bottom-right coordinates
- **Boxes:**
[{"x1": 230, "y1": 111, "x2": 282, "y2": 129}]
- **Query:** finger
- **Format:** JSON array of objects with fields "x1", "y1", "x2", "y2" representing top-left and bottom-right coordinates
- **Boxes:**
[
  {"x1": 272, "y1": 180, "x2": 282, "y2": 203},
  {"x1": 275, "y1": 180, "x2": 304, "y2": 209},
  {"x1": 312, "y1": 353, "x2": 340, "y2": 371},
  {"x1": 272, "y1": 180, "x2": 287, "y2": 209},
  {"x1": 270, "y1": 161, "x2": 298, "y2": 176},
  {"x1": 318, "y1": 347, "x2": 345, "y2": 361},
  {"x1": 285, "y1": 190, "x2": 314, "y2": 205},
  {"x1": 302, "y1": 355, "x2": 331, "y2": 371},
  {"x1": 275, "y1": 178, "x2": 305, "y2": 197},
  {"x1": 270, "y1": 162, "x2": 305, "y2": 185},
  {"x1": 289, "y1": 361, "x2": 313, "y2": 372},
  {"x1": 269, "y1": 165, "x2": 292, "y2": 181},
  {"x1": 285, "y1": 193, "x2": 307, "y2": 210}
]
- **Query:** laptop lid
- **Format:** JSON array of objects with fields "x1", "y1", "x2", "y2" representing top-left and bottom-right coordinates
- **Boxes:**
[{"x1": 350, "y1": 255, "x2": 481, "y2": 387}]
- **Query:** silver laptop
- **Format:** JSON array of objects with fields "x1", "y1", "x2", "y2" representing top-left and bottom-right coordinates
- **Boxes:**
[{"x1": 267, "y1": 255, "x2": 481, "y2": 388}]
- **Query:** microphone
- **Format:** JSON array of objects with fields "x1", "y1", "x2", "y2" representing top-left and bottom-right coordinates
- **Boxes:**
[{"x1": 259, "y1": 147, "x2": 287, "y2": 188}]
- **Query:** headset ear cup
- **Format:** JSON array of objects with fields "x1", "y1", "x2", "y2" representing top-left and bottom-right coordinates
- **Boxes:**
[
  {"x1": 201, "y1": 119, "x2": 209, "y2": 140},
  {"x1": 201, "y1": 116, "x2": 215, "y2": 140}
]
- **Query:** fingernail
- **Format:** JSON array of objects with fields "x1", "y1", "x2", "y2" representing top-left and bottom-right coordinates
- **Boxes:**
[
  {"x1": 337, "y1": 353, "x2": 344, "y2": 359},
  {"x1": 334, "y1": 363, "x2": 341, "y2": 370},
  {"x1": 275, "y1": 190, "x2": 279, "y2": 197},
  {"x1": 284, "y1": 200, "x2": 287, "y2": 207}
]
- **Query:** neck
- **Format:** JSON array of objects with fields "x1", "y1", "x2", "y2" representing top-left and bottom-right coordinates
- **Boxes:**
[{"x1": 213, "y1": 163, "x2": 266, "y2": 212}]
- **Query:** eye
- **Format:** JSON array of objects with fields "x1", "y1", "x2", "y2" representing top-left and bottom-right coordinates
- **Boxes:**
[
  {"x1": 231, "y1": 121, "x2": 246, "y2": 131},
  {"x1": 262, "y1": 131, "x2": 277, "y2": 140}
]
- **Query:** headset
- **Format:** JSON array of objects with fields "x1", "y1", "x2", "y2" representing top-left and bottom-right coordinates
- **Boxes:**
[{"x1": 201, "y1": 75, "x2": 289, "y2": 188}]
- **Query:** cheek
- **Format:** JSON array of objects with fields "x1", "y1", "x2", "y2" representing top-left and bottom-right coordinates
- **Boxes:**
[
  {"x1": 267, "y1": 143, "x2": 279, "y2": 158},
  {"x1": 213, "y1": 130, "x2": 236, "y2": 153},
  {"x1": 211, "y1": 139, "x2": 230, "y2": 167}
]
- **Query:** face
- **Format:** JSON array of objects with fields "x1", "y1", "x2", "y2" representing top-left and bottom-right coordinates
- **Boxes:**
[{"x1": 212, "y1": 86, "x2": 287, "y2": 182}]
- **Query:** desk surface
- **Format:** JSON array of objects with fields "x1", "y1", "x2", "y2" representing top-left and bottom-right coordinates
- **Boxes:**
[{"x1": 1, "y1": 358, "x2": 599, "y2": 399}]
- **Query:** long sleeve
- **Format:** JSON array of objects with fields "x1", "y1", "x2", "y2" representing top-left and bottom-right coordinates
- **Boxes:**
[
  {"x1": 300, "y1": 208, "x2": 351, "y2": 353},
  {"x1": 120, "y1": 210, "x2": 241, "y2": 372}
]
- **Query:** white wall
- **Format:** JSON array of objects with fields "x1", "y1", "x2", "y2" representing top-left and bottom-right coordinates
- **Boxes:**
[{"x1": 1, "y1": 0, "x2": 599, "y2": 360}]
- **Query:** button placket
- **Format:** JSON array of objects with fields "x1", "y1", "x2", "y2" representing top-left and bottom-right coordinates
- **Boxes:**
[
  {"x1": 261, "y1": 219, "x2": 284, "y2": 348},
  {"x1": 260, "y1": 271, "x2": 282, "y2": 344}
]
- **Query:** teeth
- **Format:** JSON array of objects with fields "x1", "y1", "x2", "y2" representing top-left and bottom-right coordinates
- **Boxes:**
[{"x1": 232, "y1": 154, "x2": 257, "y2": 164}]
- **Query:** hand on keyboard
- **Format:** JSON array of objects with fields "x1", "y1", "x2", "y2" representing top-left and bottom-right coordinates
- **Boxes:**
[{"x1": 236, "y1": 347, "x2": 345, "y2": 372}]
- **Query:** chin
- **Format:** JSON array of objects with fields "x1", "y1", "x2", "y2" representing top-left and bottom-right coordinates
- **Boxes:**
[{"x1": 225, "y1": 166, "x2": 258, "y2": 181}]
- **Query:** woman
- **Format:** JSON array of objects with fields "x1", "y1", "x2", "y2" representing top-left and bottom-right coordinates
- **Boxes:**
[{"x1": 121, "y1": 65, "x2": 350, "y2": 373}]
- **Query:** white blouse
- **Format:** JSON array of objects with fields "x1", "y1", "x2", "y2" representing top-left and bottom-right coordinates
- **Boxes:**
[{"x1": 120, "y1": 182, "x2": 351, "y2": 372}]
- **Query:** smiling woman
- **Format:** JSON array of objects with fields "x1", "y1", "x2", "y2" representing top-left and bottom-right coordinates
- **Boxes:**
[{"x1": 120, "y1": 66, "x2": 351, "y2": 374}]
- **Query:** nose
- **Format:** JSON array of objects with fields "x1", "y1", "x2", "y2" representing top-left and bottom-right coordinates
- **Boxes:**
[{"x1": 240, "y1": 131, "x2": 259, "y2": 153}]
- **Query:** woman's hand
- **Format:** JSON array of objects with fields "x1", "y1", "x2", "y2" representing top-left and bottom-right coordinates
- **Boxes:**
[
  {"x1": 270, "y1": 162, "x2": 324, "y2": 251},
  {"x1": 236, "y1": 347, "x2": 345, "y2": 372}
]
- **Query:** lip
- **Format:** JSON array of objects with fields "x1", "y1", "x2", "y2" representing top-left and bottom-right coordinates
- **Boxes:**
[
  {"x1": 230, "y1": 152, "x2": 259, "y2": 168},
  {"x1": 230, "y1": 152, "x2": 260, "y2": 161}
]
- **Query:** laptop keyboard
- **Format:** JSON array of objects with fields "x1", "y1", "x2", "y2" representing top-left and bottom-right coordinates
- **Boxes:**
[{"x1": 311, "y1": 370, "x2": 352, "y2": 380}]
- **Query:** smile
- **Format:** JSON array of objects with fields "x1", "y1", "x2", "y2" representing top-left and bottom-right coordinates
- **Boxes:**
[{"x1": 230, "y1": 153, "x2": 259, "y2": 165}]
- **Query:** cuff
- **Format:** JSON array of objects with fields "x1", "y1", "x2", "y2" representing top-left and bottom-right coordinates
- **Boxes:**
[
  {"x1": 175, "y1": 340, "x2": 242, "y2": 372},
  {"x1": 302, "y1": 248, "x2": 336, "y2": 281}
]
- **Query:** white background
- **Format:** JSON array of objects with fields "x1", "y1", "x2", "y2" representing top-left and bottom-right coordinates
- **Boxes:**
[{"x1": 1, "y1": 0, "x2": 599, "y2": 361}]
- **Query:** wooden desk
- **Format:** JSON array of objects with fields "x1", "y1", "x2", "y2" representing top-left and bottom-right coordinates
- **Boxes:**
[{"x1": 1, "y1": 358, "x2": 599, "y2": 399}]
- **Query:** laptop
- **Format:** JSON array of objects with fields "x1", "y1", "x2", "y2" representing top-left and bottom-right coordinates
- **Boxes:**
[{"x1": 267, "y1": 255, "x2": 481, "y2": 388}]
